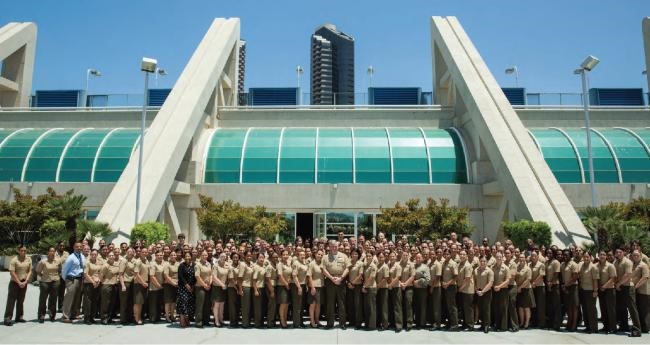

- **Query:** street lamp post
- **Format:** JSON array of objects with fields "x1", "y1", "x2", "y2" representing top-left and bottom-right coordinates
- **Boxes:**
[
  {"x1": 505, "y1": 66, "x2": 519, "y2": 87},
  {"x1": 136, "y1": 57, "x2": 157, "y2": 225},
  {"x1": 574, "y1": 55, "x2": 599, "y2": 242},
  {"x1": 84, "y1": 68, "x2": 102, "y2": 107},
  {"x1": 296, "y1": 65, "x2": 304, "y2": 105},
  {"x1": 154, "y1": 67, "x2": 167, "y2": 88}
]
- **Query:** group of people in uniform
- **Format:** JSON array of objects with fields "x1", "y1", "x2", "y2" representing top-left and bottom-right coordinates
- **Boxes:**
[{"x1": 3, "y1": 232, "x2": 650, "y2": 337}]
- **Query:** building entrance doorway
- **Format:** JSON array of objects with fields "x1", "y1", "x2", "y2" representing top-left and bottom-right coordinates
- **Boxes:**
[{"x1": 296, "y1": 213, "x2": 314, "y2": 241}]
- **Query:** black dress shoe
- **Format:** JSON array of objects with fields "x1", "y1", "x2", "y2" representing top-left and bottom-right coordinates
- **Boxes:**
[
  {"x1": 629, "y1": 331, "x2": 641, "y2": 337},
  {"x1": 38, "y1": 318, "x2": 44, "y2": 324},
  {"x1": 340, "y1": 325, "x2": 346, "y2": 330},
  {"x1": 449, "y1": 325, "x2": 461, "y2": 332},
  {"x1": 195, "y1": 324, "x2": 204, "y2": 328},
  {"x1": 483, "y1": 326, "x2": 490, "y2": 334},
  {"x1": 15, "y1": 319, "x2": 26, "y2": 323},
  {"x1": 324, "y1": 325, "x2": 332, "y2": 330},
  {"x1": 4, "y1": 320, "x2": 13, "y2": 326}
]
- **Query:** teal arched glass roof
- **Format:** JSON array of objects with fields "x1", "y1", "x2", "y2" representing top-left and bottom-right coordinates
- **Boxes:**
[
  {"x1": 203, "y1": 127, "x2": 469, "y2": 184},
  {"x1": 0, "y1": 128, "x2": 141, "y2": 183},
  {"x1": 528, "y1": 128, "x2": 650, "y2": 183}
]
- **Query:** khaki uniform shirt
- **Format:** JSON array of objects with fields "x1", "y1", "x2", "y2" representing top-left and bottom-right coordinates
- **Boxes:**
[
  {"x1": 349, "y1": 260, "x2": 365, "y2": 285},
  {"x1": 468, "y1": 256, "x2": 480, "y2": 269},
  {"x1": 545, "y1": 259, "x2": 561, "y2": 285},
  {"x1": 84, "y1": 260, "x2": 102, "y2": 284},
  {"x1": 615, "y1": 257, "x2": 634, "y2": 287},
  {"x1": 322, "y1": 252, "x2": 349, "y2": 277},
  {"x1": 561, "y1": 261, "x2": 579, "y2": 286},
  {"x1": 266, "y1": 264, "x2": 278, "y2": 287},
  {"x1": 578, "y1": 262, "x2": 599, "y2": 291},
  {"x1": 598, "y1": 261, "x2": 617, "y2": 288},
  {"x1": 149, "y1": 261, "x2": 165, "y2": 291},
  {"x1": 530, "y1": 261, "x2": 545, "y2": 287},
  {"x1": 37, "y1": 258, "x2": 60, "y2": 283},
  {"x1": 195, "y1": 260, "x2": 212, "y2": 287},
  {"x1": 119, "y1": 257, "x2": 136, "y2": 283},
  {"x1": 277, "y1": 260, "x2": 294, "y2": 286},
  {"x1": 632, "y1": 261, "x2": 649, "y2": 295},
  {"x1": 486, "y1": 256, "x2": 496, "y2": 268},
  {"x1": 101, "y1": 261, "x2": 120, "y2": 285},
  {"x1": 252, "y1": 263, "x2": 267, "y2": 289},
  {"x1": 9, "y1": 256, "x2": 31, "y2": 281},
  {"x1": 475, "y1": 267, "x2": 494, "y2": 291},
  {"x1": 292, "y1": 260, "x2": 309, "y2": 285},
  {"x1": 134, "y1": 258, "x2": 150, "y2": 284},
  {"x1": 164, "y1": 261, "x2": 180, "y2": 285},
  {"x1": 441, "y1": 259, "x2": 458, "y2": 285},
  {"x1": 492, "y1": 263, "x2": 510, "y2": 287},
  {"x1": 388, "y1": 262, "x2": 403, "y2": 288},
  {"x1": 212, "y1": 263, "x2": 229, "y2": 287},
  {"x1": 399, "y1": 260, "x2": 416, "y2": 286},
  {"x1": 429, "y1": 260, "x2": 443, "y2": 288},
  {"x1": 376, "y1": 262, "x2": 389, "y2": 288},
  {"x1": 457, "y1": 261, "x2": 474, "y2": 293},
  {"x1": 515, "y1": 264, "x2": 531, "y2": 288},
  {"x1": 307, "y1": 260, "x2": 323, "y2": 288},
  {"x1": 506, "y1": 260, "x2": 518, "y2": 286},
  {"x1": 364, "y1": 262, "x2": 378, "y2": 288},
  {"x1": 238, "y1": 262, "x2": 254, "y2": 288},
  {"x1": 227, "y1": 263, "x2": 241, "y2": 288}
]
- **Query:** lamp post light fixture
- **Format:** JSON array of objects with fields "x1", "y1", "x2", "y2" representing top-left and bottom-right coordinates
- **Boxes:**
[
  {"x1": 574, "y1": 55, "x2": 599, "y2": 241},
  {"x1": 84, "y1": 68, "x2": 102, "y2": 107},
  {"x1": 154, "y1": 67, "x2": 167, "y2": 88},
  {"x1": 505, "y1": 66, "x2": 519, "y2": 87},
  {"x1": 135, "y1": 57, "x2": 157, "y2": 225},
  {"x1": 296, "y1": 65, "x2": 304, "y2": 105},
  {"x1": 367, "y1": 65, "x2": 375, "y2": 88}
]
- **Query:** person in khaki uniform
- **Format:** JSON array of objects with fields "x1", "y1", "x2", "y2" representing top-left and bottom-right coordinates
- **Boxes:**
[
  {"x1": 211, "y1": 253, "x2": 229, "y2": 327},
  {"x1": 515, "y1": 254, "x2": 533, "y2": 329},
  {"x1": 36, "y1": 247, "x2": 60, "y2": 323},
  {"x1": 615, "y1": 248, "x2": 642, "y2": 337},
  {"x1": 375, "y1": 252, "x2": 390, "y2": 330},
  {"x1": 277, "y1": 250, "x2": 293, "y2": 328},
  {"x1": 412, "y1": 253, "x2": 431, "y2": 329},
  {"x1": 578, "y1": 252, "x2": 599, "y2": 333},
  {"x1": 5, "y1": 246, "x2": 32, "y2": 326},
  {"x1": 82, "y1": 249, "x2": 102, "y2": 324},
  {"x1": 194, "y1": 250, "x2": 212, "y2": 328},
  {"x1": 475, "y1": 256, "x2": 494, "y2": 333},
  {"x1": 363, "y1": 252, "x2": 379, "y2": 330},
  {"x1": 227, "y1": 253, "x2": 242, "y2": 327},
  {"x1": 504, "y1": 250, "x2": 519, "y2": 332},
  {"x1": 55, "y1": 242, "x2": 69, "y2": 313},
  {"x1": 291, "y1": 250, "x2": 309, "y2": 328},
  {"x1": 265, "y1": 253, "x2": 279, "y2": 328},
  {"x1": 560, "y1": 249, "x2": 579, "y2": 331},
  {"x1": 441, "y1": 250, "x2": 460, "y2": 331},
  {"x1": 163, "y1": 251, "x2": 180, "y2": 323},
  {"x1": 529, "y1": 251, "x2": 545, "y2": 329},
  {"x1": 598, "y1": 250, "x2": 617, "y2": 333},
  {"x1": 148, "y1": 251, "x2": 165, "y2": 323},
  {"x1": 491, "y1": 252, "x2": 510, "y2": 331},
  {"x1": 429, "y1": 249, "x2": 443, "y2": 330},
  {"x1": 322, "y1": 241, "x2": 349, "y2": 330},
  {"x1": 631, "y1": 250, "x2": 649, "y2": 333},
  {"x1": 387, "y1": 252, "x2": 403, "y2": 332},
  {"x1": 99, "y1": 251, "x2": 120, "y2": 324},
  {"x1": 307, "y1": 250, "x2": 324, "y2": 328},
  {"x1": 237, "y1": 251, "x2": 254, "y2": 328},
  {"x1": 347, "y1": 249, "x2": 364, "y2": 329},
  {"x1": 398, "y1": 251, "x2": 415, "y2": 331},
  {"x1": 118, "y1": 248, "x2": 136, "y2": 325},
  {"x1": 252, "y1": 253, "x2": 267, "y2": 328},
  {"x1": 132, "y1": 247, "x2": 149, "y2": 325},
  {"x1": 457, "y1": 250, "x2": 475, "y2": 330},
  {"x1": 545, "y1": 249, "x2": 562, "y2": 331}
]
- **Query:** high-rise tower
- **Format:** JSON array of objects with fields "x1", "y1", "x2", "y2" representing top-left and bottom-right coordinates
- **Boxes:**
[{"x1": 310, "y1": 24, "x2": 354, "y2": 105}]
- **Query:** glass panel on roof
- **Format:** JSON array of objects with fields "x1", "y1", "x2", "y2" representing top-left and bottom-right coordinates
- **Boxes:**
[
  {"x1": 23, "y1": 129, "x2": 78, "y2": 182},
  {"x1": 388, "y1": 128, "x2": 429, "y2": 183},
  {"x1": 279, "y1": 128, "x2": 316, "y2": 183},
  {"x1": 528, "y1": 129, "x2": 582, "y2": 183},
  {"x1": 426, "y1": 129, "x2": 468, "y2": 183},
  {"x1": 204, "y1": 128, "x2": 247, "y2": 183},
  {"x1": 242, "y1": 128, "x2": 282, "y2": 183},
  {"x1": 93, "y1": 128, "x2": 140, "y2": 182},
  {"x1": 58, "y1": 129, "x2": 110, "y2": 182},
  {"x1": 563, "y1": 129, "x2": 619, "y2": 183},
  {"x1": 599, "y1": 129, "x2": 650, "y2": 183},
  {"x1": 0, "y1": 129, "x2": 47, "y2": 181},
  {"x1": 317, "y1": 128, "x2": 353, "y2": 183},
  {"x1": 354, "y1": 128, "x2": 391, "y2": 183}
]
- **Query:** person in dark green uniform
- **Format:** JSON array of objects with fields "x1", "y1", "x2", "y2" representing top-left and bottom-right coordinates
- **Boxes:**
[
  {"x1": 441, "y1": 250, "x2": 459, "y2": 331},
  {"x1": 252, "y1": 252, "x2": 267, "y2": 328},
  {"x1": 491, "y1": 252, "x2": 510, "y2": 331},
  {"x1": 413, "y1": 253, "x2": 431, "y2": 329},
  {"x1": 194, "y1": 250, "x2": 212, "y2": 328},
  {"x1": 99, "y1": 251, "x2": 120, "y2": 324},
  {"x1": 238, "y1": 251, "x2": 254, "y2": 328},
  {"x1": 322, "y1": 241, "x2": 349, "y2": 330},
  {"x1": 387, "y1": 252, "x2": 403, "y2": 332},
  {"x1": 375, "y1": 252, "x2": 390, "y2": 331},
  {"x1": 578, "y1": 252, "x2": 598, "y2": 334},
  {"x1": 362, "y1": 251, "x2": 378, "y2": 330}
]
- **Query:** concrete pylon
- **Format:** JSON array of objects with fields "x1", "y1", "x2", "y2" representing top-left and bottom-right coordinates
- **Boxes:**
[
  {"x1": 643, "y1": 17, "x2": 650, "y2": 99},
  {"x1": 430, "y1": 16, "x2": 591, "y2": 247},
  {"x1": 0, "y1": 22, "x2": 36, "y2": 108},
  {"x1": 97, "y1": 18, "x2": 241, "y2": 242}
]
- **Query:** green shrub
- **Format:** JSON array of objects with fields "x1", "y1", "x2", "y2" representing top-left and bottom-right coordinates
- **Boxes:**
[
  {"x1": 502, "y1": 219, "x2": 551, "y2": 249},
  {"x1": 130, "y1": 222, "x2": 170, "y2": 246}
]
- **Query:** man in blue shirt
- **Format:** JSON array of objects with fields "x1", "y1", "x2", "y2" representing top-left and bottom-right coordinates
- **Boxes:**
[{"x1": 61, "y1": 242, "x2": 83, "y2": 322}]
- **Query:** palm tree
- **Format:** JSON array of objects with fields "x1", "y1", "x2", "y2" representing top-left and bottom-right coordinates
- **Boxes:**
[
  {"x1": 47, "y1": 193, "x2": 87, "y2": 248},
  {"x1": 578, "y1": 204, "x2": 625, "y2": 250}
]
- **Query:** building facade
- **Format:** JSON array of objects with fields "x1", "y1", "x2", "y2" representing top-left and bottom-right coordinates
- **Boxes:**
[{"x1": 310, "y1": 24, "x2": 355, "y2": 105}]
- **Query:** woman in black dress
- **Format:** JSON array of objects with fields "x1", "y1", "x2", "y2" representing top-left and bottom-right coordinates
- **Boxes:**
[{"x1": 177, "y1": 252, "x2": 196, "y2": 328}]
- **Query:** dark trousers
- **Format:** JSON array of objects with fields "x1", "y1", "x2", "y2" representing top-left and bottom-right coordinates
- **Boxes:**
[
  {"x1": 227, "y1": 287, "x2": 240, "y2": 326},
  {"x1": 507, "y1": 285, "x2": 519, "y2": 330},
  {"x1": 38, "y1": 281, "x2": 59, "y2": 319},
  {"x1": 546, "y1": 285, "x2": 562, "y2": 330},
  {"x1": 460, "y1": 292, "x2": 474, "y2": 327},
  {"x1": 532, "y1": 286, "x2": 546, "y2": 328},
  {"x1": 616, "y1": 286, "x2": 641, "y2": 332},
  {"x1": 402, "y1": 286, "x2": 414, "y2": 326},
  {"x1": 414, "y1": 287, "x2": 428, "y2": 327},
  {"x1": 430, "y1": 286, "x2": 442, "y2": 327},
  {"x1": 443, "y1": 285, "x2": 458, "y2": 327},
  {"x1": 599, "y1": 288, "x2": 616, "y2": 332},
  {"x1": 492, "y1": 289, "x2": 508, "y2": 330},
  {"x1": 325, "y1": 279, "x2": 346, "y2": 327},
  {"x1": 241, "y1": 287, "x2": 251, "y2": 327},
  {"x1": 4, "y1": 281, "x2": 27, "y2": 320},
  {"x1": 377, "y1": 288, "x2": 389, "y2": 327},
  {"x1": 580, "y1": 289, "x2": 598, "y2": 332},
  {"x1": 148, "y1": 289, "x2": 162, "y2": 322},
  {"x1": 267, "y1": 287, "x2": 277, "y2": 326},
  {"x1": 347, "y1": 284, "x2": 363, "y2": 327},
  {"x1": 82, "y1": 283, "x2": 99, "y2": 322},
  {"x1": 291, "y1": 284, "x2": 306, "y2": 326},
  {"x1": 364, "y1": 288, "x2": 377, "y2": 329},
  {"x1": 389, "y1": 287, "x2": 403, "y2": 329},
  {"x1": 100, "y1": 284, "x2": 117, "y2": 321},
  {"x1": 253, "y1": 288, "x2": 264, "y2": 327},
  {"x1": 57, "y1": 275, "x2": 65, "y2": 310},
  {"x1": 119, "y1": 282, "x2": 133, "y2": 324},
  {"x1": 478, "y1": 290, "x2": 492, "y2": 329},
  {"x1": 636, "y1": 292, "x2": 649, "y2": 333},
  {"x1": 195, "y1": 286, "x2": 209, "y2": 325}
]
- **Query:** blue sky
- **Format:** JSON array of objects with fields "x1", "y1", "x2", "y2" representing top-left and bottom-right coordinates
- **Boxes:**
[{"x1": 2, "y1": 0, "x2": 649, "y2": 95}]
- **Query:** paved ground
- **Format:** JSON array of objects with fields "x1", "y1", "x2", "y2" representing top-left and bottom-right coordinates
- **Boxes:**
[{"x1": 0, "y1": 272, "x2": 645, "y2": 344}]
